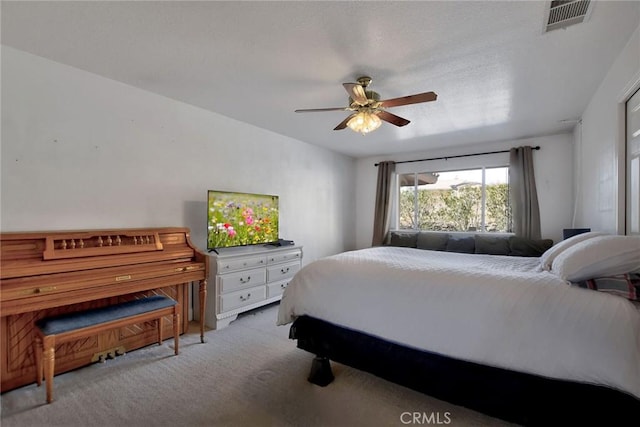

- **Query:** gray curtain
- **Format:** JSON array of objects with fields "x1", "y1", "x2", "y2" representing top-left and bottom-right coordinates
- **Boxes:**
[
  {"x1": 372, "y1": 161, "x2": 396, "y2": 246},
  {"x1": 509, "y1": 146, "x2": 541, "y2": 239}
]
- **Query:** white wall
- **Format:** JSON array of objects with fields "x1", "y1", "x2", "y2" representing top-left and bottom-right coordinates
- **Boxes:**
[
  {"x1": 575, "y1": 24, "x2": 640, "y2": 234},
  {"x1": 0, "y1": 46, "x2": 357, "y2": 264},
  {"x1": 355, "y1": 134, "x2": 574, "y2": 248}
]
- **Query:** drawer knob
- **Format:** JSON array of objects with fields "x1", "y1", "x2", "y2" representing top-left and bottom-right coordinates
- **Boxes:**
[
  {"x1": 240, "y1": 293, "x2": 251, "y2": 301},
  {"x1": 31, "y1": 286, "x2": 57, "y2": 294},
  {"x1": 280, "y1": 283, "x2": 287, "y2": 289},
  {"x1": 281, "y1": 267, "x2": 290, "y2": 274},
  {"x1": 240, "y1": 276, "x2": 251, "y2": 283},
  {"x1": 175, "y1": 266, "x2": 197, "y2": 272}
]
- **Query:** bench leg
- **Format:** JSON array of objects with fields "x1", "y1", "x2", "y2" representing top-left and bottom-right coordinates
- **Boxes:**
[
  {"x1": 173, "y1": 308, "x2": 179, "y2": 355},
  {"x1": 42, "y1": 336, "x2": 55, "y2": 403},
  {"x1": 199, "y1": 279, "x2": 207, "y2": 343},
  {"x1": 34, "y1": 335, "x2": 43, "y2": 386},
  {"x1": 157, "y1": 317, "x2": 164, "y2": 345}
]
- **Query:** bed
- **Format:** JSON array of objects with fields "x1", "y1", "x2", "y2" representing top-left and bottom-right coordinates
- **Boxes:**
[{"x1": 277, "y1": 233, "x2": 640, "y2": 425}]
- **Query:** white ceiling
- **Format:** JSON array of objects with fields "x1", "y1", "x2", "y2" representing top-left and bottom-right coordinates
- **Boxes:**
[{"x1": 2, "y1": 1, "x2": 639, "y2": 158}]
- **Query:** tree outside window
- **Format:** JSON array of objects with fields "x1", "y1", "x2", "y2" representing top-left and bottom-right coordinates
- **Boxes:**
[{"x1": 398, "y1": 167, "x2": 511, "y2": 233}]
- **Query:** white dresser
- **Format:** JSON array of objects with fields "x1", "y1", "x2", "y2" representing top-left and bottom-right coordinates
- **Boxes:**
[{"x1": 196, "y1": 244, "x2": 302, "y2": 329}]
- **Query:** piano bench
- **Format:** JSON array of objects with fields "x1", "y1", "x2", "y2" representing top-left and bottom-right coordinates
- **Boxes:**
[{"x1": 33, "y1": 295, "x2": 180, "y2": 404}]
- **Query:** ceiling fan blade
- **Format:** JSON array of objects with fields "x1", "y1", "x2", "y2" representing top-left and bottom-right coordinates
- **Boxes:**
[
  {"x1": 377, "y1": 111, "x2": 410, "y2": 127},
  {"x1": 334, "y1": 113, "x2": 357, "y2": 130},
  {"x1": 343, "y1": 83, "x2": 368, "y2": 106},
  {"x1": 380, "y1": 91, "x2": 437, "y2": 108},
  {"x1": 295, "y1": 107, "x2": 349, "y2": 113}
]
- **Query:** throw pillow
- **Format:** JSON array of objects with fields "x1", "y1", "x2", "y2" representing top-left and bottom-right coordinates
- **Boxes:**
[
  {"x1": 446, "y1": 236, "x2": 475, "y2": 254},
  {"x1": 475, "y1": 235, "x2": 510, "y2": 255},
  {"x1": 508, "y1": 236, "x2": 554, "y2": 257},
  {"x1": 573, "y1": 273, "x2": 640, "y2": 301},
  {"x1": 389, "y1": 232, "x2": 418, "y2": 248},
  {"x1": 416, "y1": 232, "x2": 449, "y2": 251}
]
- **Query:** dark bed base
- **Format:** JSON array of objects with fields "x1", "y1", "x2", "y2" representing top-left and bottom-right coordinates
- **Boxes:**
[{"x1": 290, "y1": 315, "x2": 640, "y2": 426}]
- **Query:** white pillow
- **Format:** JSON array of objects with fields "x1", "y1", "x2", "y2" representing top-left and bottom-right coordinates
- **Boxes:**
[
  {"x1": 538, "y1": 231, "x2": 605, "y2": 271},
  {"x1": 550, "y1": 235, "x2": 640, "y2": 282}
]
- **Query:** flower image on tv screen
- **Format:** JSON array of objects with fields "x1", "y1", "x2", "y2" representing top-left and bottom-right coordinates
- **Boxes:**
[{"x1": 207, "y1": 190, "x2": 279, "y2": 250}]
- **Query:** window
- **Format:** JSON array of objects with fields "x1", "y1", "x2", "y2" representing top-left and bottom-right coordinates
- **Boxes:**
[{"x1": 397, "y1": 167, "x2": 510, "y2": 233}]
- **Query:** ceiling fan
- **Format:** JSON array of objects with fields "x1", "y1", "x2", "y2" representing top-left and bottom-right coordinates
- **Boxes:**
[{"x1": 294, "y1": 76, "x2": 437, "y2": 134}]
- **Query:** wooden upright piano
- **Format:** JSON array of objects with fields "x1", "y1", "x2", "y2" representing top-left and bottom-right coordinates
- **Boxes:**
[{"x1": 0, "y1": 227, "x2": 208, "y2": 392}]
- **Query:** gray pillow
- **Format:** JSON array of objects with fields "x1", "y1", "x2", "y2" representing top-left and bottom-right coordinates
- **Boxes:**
[
  {"x1": 445, "y1": 236, "x2": 475, "y2": 253},
  {"x1": 508, "y1": 236, "x2": 554, "y2": 257},
  {"x1": 475, "y1": 235, "x2": 510, "y2": 255},
  {"x1": 416, "y1": 232, "x2": 449, "y2": 251},
  {"x1": 389, "y1": 232, "x2": 418, "y2": 248}
]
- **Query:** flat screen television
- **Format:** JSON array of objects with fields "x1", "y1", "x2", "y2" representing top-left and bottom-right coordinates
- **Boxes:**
[{"x1": 207, "y1": 190, "x2": 279, "y2": 251}]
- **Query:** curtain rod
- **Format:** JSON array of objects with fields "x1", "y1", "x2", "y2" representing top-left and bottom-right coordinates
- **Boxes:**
[{"x1": 374, "y1": 146, "x2": 541, "y2": 167}]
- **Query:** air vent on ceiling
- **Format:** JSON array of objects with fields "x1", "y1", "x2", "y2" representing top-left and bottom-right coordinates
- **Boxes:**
[{"x1": 545, "y1": 0, "x2": 592, "y2": 32}]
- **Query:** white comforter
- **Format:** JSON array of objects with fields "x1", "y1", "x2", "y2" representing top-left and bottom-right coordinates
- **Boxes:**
[{"x1": 277, "y1": 247, "x2": 640, "y2": 399}]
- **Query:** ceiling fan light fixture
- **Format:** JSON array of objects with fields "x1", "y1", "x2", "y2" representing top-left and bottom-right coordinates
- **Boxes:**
[
  {"x1": 347, "y1": 111, "x2": 382, "y2": 135},
  {"x1": 294, "y1": 76, "x2": 437, "y2": 133}
]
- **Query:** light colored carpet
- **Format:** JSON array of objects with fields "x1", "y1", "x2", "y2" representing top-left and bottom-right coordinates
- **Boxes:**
[{"x1": 1, "y1": 303, "x2": 515, "y2": 427}]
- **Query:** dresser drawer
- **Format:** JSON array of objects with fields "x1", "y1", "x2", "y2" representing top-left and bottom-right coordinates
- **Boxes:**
[
  {"x1": 219, "y1": 285, "x2": 266, "y2": 312},
  {"x1": 266, "y1": 279, "x2": 291, "y2": 298},
  {"x1": 266, "y1": 261, "x2": 300, "y2": 282},
  {"x1": 267, "y1": 249, "x2": 302, "y2": 264},
  {"x1": 217, "y1": 255, "x2": 266, "y2": 273},
  {"x1": 219, "y1": 268, "x2": 266, "y2": 293}
]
